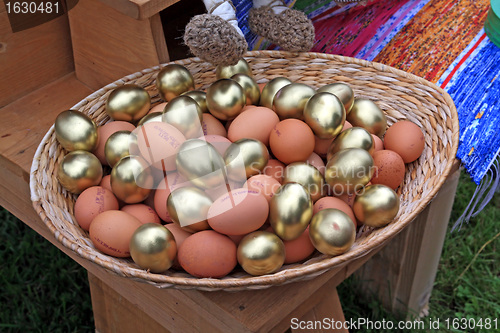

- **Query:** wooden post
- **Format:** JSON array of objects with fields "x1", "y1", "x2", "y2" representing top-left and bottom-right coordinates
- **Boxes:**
[{"x1": 354, "y1": 163, "x2": 461, "y2": 318}]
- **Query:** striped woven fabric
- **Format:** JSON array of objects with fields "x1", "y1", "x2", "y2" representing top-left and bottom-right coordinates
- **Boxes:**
[{"x1": 232, "y1": 0, "x2": 499, "y2": 224}]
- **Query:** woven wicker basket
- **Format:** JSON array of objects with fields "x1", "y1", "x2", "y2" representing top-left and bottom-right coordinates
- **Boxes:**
[{"x1": 30, "y1": 51, "x2": 459, "y2": 291}]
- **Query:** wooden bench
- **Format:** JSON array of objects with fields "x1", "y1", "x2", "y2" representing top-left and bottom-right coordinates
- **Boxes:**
[{"x1": 0, "y1": 0, "x2": 461, "y2": 330}]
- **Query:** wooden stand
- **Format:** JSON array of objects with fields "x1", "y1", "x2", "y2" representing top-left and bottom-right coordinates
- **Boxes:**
[{"x1": 0, "y1": 0, "x2": 461, "y2": 331}]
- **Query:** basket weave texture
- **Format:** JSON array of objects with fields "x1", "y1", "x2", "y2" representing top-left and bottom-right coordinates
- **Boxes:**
[{"x1": 30, "y1": 51, "x2": 459, "y2": 291}]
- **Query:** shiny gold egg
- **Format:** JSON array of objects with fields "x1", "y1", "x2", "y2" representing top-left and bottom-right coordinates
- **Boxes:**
[
  {"x1": 106, "y1": 84, "x2": 151, "y2": 122},
  {"x1": 181, "y1": 90, "x2": 208, "y2": 113},
  {"x1": 224, "y1": 138, "x2": 269, "y2": 182},
  {"x1": 156, "y1": 64, "x2": 195, "y2": 101},
  {"x1": 324, "y1": 148, "x2": 374, "y2": 196},
  {"x1": 130, "y1": 223, "x2": 177, "y2": 273},
  {"x1": 270, "y1": 183, "x2": 313, "y2": 241},
  {"x1": 282, "y1": 163, "x2": 325, "y2": 202},
  {"x1": 317, "y1": 83, "x2": 355, "y2": 114},
  {"x1": 304, "y1": 92, "x2": 346, "y2": 139},
  {"x1": 273, "y1": 83, "x2": 315, "y2": 120},
  {"x1": 309, "y1": 209, "x2": 356, "y2": 256},
  {"x1": 353, "y1": 184, "x2": 400, "y2": 228},
  {"x1": 216, "y1": 58, "x2": 252, "y2": 79},
  {"x1": 111, "y1": 155, "x2": 154, "y2": 203},
  {"x1": 167, "y1": 186, "x2": 212, "y2": 232},
  {"x1": 162, "y1": 95, "x2": 203, "y2": 139},
  {"x1": 137, "y1": 112, "x2": 163, "y2": 127},
  {"x1": 176, "y1": 139, "x2": 226, "y2": 189},
  {"x1": 237, "y1": 231, "x2": 285, "y2": 276},
  {"x1": 104, "y1": 130, "x2": 133, "y2": 167},
  {"x1": 326, "y1": 127, "x2": 374, "y2": 160},
  {"x1": 347, "y1": 99, "x2": 387, "y2": 137},
  {"x1": 55, "y1": 110, "x2": 98, "y2": 152},
  {"x1": 231, "y1": 73, "x2": 260, "y2": 105},
  {"x1": 260, "y1": 77, "x2": 292, "y2": 109},
  {"x1": 57, "y1": 151, "x2": 103, "y2": 194},
  {"x1": 206, "y1": 79, "x2": 246, "y2": 121}
]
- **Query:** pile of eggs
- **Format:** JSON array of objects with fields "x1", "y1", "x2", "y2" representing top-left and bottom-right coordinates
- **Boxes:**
[{"x1": 54, "y1": 59, "x2": 425, "y2": 278}]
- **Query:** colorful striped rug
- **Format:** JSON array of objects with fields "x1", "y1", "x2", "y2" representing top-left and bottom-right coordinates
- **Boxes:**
[{"x1": 232, "y1": 0, "x2": 499, "y2": 225}]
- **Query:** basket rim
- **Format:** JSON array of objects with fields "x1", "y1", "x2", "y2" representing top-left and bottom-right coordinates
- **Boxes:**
[{"x1": 29, "y1": 50, "x2": 460, "y2": 290}]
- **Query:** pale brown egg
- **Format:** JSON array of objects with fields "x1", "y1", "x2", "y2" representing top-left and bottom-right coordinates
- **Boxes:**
[
  {"x1": 201, "y1": 113, "x2": 227, "y2": 137},
  {"x1": 178, "y1": 230, "x2": 237, "y2": 278},
  {"x1": 135, "y1": 122, "x2": 186, "y2": 172},
  {"x1": 306, "y1": 152, "x2": 326, "y2": 175},
  {"x1": 148, "y1": 102, "x2": 167, "y2": 114},
  {"x1": 74, "y1": 186, "x2": 119, "y2": 231},
  {"x1": 244, "y1": 174, "x2": 281, "y2": 202},
  {"x1": 313, "y1": 196, "x2": 357, "y2": 227},
  {"x1": 89, "y1": 210, "x2": 142, "y2": 257},
  {"x1": 370, "y1": 150, "x2": 405, "y2": 190},
  {"x1": 200, "y1": 134, "x2": 232, "y2": 156},
  {"x1": 121, "y1": 203, "x2": 161, "y2": 224},
  {"x1": 227, "y1": 106, "x2": 280, "y2": 146},
  {"x1": 93, "y1": 121, "x2": 136, "y2": 165},
  {"x1": 371, "y1": 134, "x2": 384, "y2": 153},
  {"x1": 207, "y1": 189, "x2": 269, "y2": 235},
  {"x1": 269, "y1": 119, "x2": 315, "y2": 165},
  {"x1": 263, "y1": 159, "x2": 285, "y2": 184},
  {"x1": 383, "y1": 121, "x2": 425, "y2": 163},
  {"x1": 283, "y1": 227, "x2": 316, "y2": 264}
]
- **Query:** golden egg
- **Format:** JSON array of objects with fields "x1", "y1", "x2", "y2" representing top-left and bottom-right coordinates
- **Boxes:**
[
  {"x1": 317, "y1": 83, "x2": 355, "y2": 114},
  {"x1": 176, "y1": 139, "x2": 226, "y2": 189},
  {"x1": 137, "y1": 112, "x2": 163, "y2": 127},
  {"x1": 324, "y1": 148, "x2": 374, "y2": 196},
  {"x1": 303, "y1": 92, "x2": 345, "y2": 139},
  {"x1": 231, "y1": 73, "x2": 260, "y2": 105},
  {"x1": 224, "y1": 138, "x2": 269, "y2": 182},
  {"x1": 167, "y1": 186, "x2": 212, "y2": 232},
  {"x1": 273, "y1": 83, "x2": 315, "y2": 120},
  {"x1": 282, "y1": 162, "x2": 325, "y2": 202},
  {"x1": 181, "y1": 90, "x2": 208, "y2": 113},
  {"x1": 130, "y1": 223, "x2": 177, "y2": 273},
  {"x1": 55, "y1": 110, "x2": 98, "y2": 152},
  {"x1": 111, "y1": 155, "x2": 154, "y2": 203},
  {"x1": 57, "y1": 151, "x2": 103, "y2": 194},
  {"x1": 237, "y1": 231, "x2": 285, "y2": 276},
  {"x1": 156, "y1": 64, "x2": 195, "y2": 101},
  {"x1": 216, "y1": 58, "x2": 252, "y2": 79},
  {"x1": 309, "y1": 208, "x2": 356, "y2": 256},
  {"x1": 347, "y1": 99, "x2": 387, "y2": 137},
  {"x1": 106, "y1": 84, "x2": 151, "y2": 122},
  {"x1": 260, "y1": 77, "x2": 292, "y2": 109},
  {"x1": 270, "y1": 183, "x2": 313, "y2": 241},
  {"x1": 206, "y1": 79, "x2": 246, "y2": 121},
  {"x1": 326, "y1": 127, "x2": 374, "y2": 160},
  {"x1": 162, "y1": 95, "x2": 203, "y2": 139},
  {"x1": 353, "y1": 184, "x2": 400, "y2": 228},
  {"x1": 104, "y1": 130, "x2": 133, "y2": 167}
]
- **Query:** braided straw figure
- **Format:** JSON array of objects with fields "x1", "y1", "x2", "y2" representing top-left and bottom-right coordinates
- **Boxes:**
[{"x1": 184, "y1": 0, "x2": 315, "y2": 66}]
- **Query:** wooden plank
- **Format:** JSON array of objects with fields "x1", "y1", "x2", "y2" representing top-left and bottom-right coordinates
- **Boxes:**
[
  {"x1": 0, "y1": 73, "x2": 93, "y2": 170},
  {"x1": 0, "y1": 2, "x2": 74, "y2": 107},
  {"x1": 354, "y1": 163, "x2": 461, "y2": 318},
  {"x1": 150, "y1": 13, "x2": 170, "y2": 63},
  {"x1": 97, "y1": 0, "x2": 182, "y2": 20},
  {"x1": 291, "y1": 287, "x2": 347, "y2": 333},
  {"x1": 68, "y1": 0, "x2": 164, "y2": 90},
  {"x1": 88, "y1": 273, "x2": 170, "y2": 333}
]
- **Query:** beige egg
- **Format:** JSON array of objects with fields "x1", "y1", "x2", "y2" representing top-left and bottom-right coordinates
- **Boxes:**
[{"x1": 89, "y1": 210, "x2": 142, "y2": 257}]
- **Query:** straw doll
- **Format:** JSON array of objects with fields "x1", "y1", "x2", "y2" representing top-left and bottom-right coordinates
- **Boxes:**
[{"x1": 183, "y1": 0, "x2": 316, "y2": 66}]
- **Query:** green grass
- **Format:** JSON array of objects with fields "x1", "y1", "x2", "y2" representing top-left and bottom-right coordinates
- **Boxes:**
[{"x1": 0, "y1": 173, "x2": 498, "y2": 332}]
